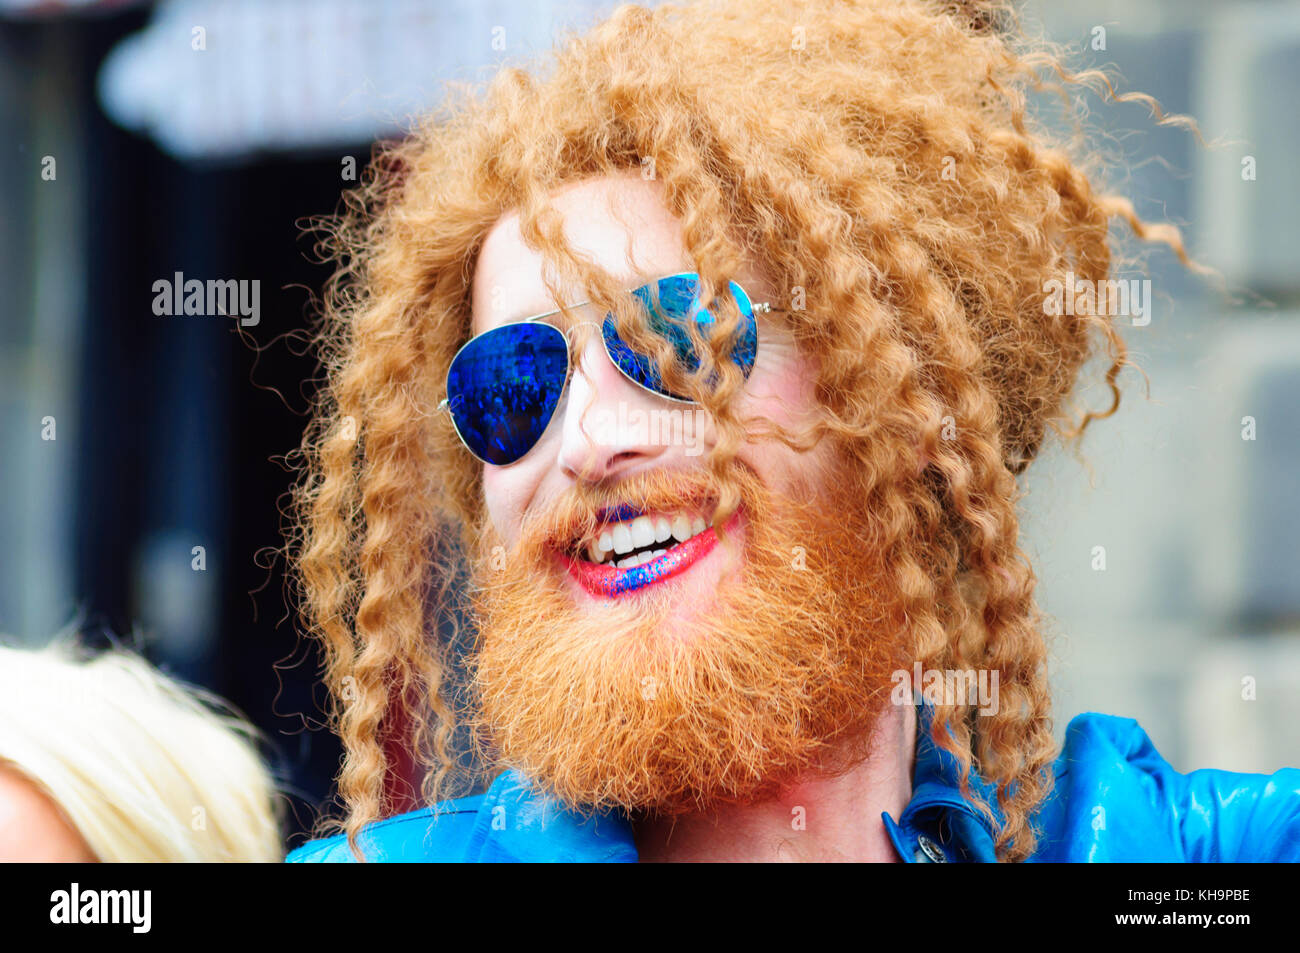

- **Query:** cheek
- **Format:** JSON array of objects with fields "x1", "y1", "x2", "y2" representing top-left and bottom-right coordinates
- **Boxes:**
[
  {"x1": 481, "y1": 467, "x2": 516, "y2": 541},
  {"x1": 481, "y1": 463, "x2": 543, "y2": 548},
  {"x1": 742, "y1": 345, "x2": 820, "y2": 433},
  {"x1": 735, "y1": 347, "x2": 832, "y2": 484}
]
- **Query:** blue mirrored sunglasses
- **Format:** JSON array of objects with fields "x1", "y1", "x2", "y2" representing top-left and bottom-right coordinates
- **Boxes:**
[{"x1": 439, "y1": 272, "x2": 768, "y2": 466}]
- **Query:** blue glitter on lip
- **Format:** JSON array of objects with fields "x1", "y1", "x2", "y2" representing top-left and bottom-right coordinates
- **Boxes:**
[
  {"x1": 602, "y1": 537, "x2": 696, "y2": 595},
  {"x1": 609, "y1": 562, "x2": 652, "y2": 595},
  {"x1": 571, "y1": 511, "x2": 735, "y2": 597},
  {"x1": 598, "y1": 503, "x2": 642, "y2": 523}
]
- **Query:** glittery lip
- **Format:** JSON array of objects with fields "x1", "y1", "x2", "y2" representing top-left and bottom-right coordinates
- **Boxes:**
[
  {"x1": 561, "y1": 511, "x2": 740, "y2": 597},
  {"x1": 593, "y1": 493, "x2": 711, "y2": 526},
  {"x1": 594, "y1": 502, "x2": 643, "y2": 524}
]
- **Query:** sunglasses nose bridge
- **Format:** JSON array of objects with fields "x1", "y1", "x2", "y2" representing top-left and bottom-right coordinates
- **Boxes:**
[
  {"x1": 561, "y1": 319, "x2": 604, "y2": 343},
  {"x1": 555, "y1": 331, "x2": 671, "y2": 482}
]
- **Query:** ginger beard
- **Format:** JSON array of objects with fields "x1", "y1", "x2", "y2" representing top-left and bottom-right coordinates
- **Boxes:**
[{"x1": 467, "y1": 456, "x2": 910, "y2": 816}]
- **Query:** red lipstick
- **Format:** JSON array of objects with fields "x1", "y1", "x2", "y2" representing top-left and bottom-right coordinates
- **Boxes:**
[{"x1": 561, "y1": 512, "x2": 738, "y2": 597}]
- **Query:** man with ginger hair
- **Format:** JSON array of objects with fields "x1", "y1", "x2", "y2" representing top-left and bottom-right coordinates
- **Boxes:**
[{"x1": 287, "y1": 0, "x2": 1300, "y2": 862}]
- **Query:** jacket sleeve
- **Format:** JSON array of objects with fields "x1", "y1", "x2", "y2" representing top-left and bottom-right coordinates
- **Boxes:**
[
  {"x1": 1161, "y1": 761, "x2": 1300, "y2": 862},
  {"x1": 1058, "y1": 713, "x2": 1300, "y2": 862}
]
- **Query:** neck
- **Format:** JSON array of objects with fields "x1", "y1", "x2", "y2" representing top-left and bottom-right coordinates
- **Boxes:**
[{"x1": 632, "y1": 701, "x2": 917, "y2": 862}]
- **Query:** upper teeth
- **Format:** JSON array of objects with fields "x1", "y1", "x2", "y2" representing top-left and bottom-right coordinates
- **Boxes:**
[{"x1": 585, "y1": 512, "x2": 709, "y2": 568}]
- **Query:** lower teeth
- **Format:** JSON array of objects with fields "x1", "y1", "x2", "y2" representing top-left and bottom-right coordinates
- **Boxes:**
[
  {"x1": 579, "y1": 523, "x2": 709, "y2": 566},
  {"x1": 610, "y1": 544, "x2": 674, "y2": 569}
]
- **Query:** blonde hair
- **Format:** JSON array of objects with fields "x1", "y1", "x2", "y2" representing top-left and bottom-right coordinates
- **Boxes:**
[
  {"x1": 293, "y1": 0, "x2": 1207, "y2": 860},
  {"x1": 0, "y1": 640, "x2": 284, "y2": 862}
]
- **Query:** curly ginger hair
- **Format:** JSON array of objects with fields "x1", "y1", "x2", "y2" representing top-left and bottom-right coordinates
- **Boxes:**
[{"x1": 292, "y1": 0, "x2": 1203, "y2": 861}]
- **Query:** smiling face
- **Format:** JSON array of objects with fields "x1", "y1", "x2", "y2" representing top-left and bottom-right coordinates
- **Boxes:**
[
  {"x1": 470, "y1": 172, "x2": 834, "y2": 613},
  {"x1": 297, "y1": 0, "x2": 1147, "y2": 858},
  {"x1": 463, "y1": 173, "x2": 908, "y2": 812}
]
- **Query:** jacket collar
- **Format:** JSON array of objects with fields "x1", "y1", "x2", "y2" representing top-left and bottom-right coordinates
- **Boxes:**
[{"x1": 882, "y1": 701, "x2": 1002, "y2": 862}]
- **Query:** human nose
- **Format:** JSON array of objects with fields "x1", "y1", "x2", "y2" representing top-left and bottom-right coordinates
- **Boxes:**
[{"x1": 556, "y1": 331, "x2": 667, "y2": 483}]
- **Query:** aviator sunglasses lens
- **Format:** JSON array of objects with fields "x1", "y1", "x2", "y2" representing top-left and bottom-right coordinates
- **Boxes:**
[
  {"x1": 445, "y1": 322, "x2": 569, "y2": 466},
  {"x1": 601, "y1": 273, "x2": 759, "y2": 401}
]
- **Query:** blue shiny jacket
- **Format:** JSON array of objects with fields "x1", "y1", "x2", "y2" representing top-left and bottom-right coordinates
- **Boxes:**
[{"x1": 285, "y1": 710, "x2": 1300, "y2": 862}]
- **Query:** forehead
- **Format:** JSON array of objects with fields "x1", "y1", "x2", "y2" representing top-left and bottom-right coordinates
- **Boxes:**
[{"x1": 470, "y1": 173, "x2": 689, "y2": 335}]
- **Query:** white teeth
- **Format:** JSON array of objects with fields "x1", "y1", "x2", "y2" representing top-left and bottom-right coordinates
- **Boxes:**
[
  {"x1": 630, "y1": 516, "x2": 656, "y2": 549},
  {"x1": 582, "y1": 508, "x2": 715, "y2": 566},
  {"x1": 670, "y1": 514, "x2": 693, "y2": 543}
]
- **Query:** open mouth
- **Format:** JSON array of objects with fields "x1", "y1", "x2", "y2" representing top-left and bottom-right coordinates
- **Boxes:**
[
  {"x1": 559, "y1": 502, "x2": 735, "y2": 597},
  {"x1": 577, "y1": 511, "x2": 711, "y2": 568}
]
